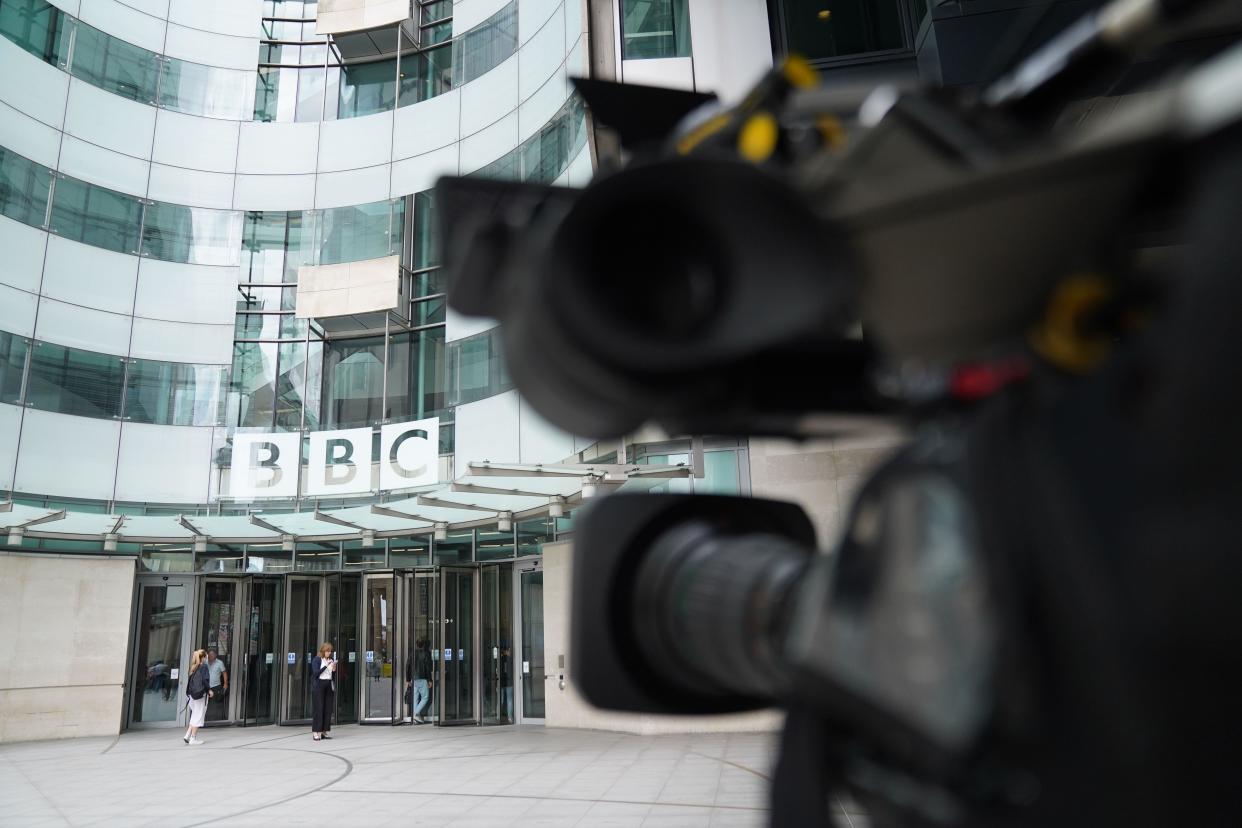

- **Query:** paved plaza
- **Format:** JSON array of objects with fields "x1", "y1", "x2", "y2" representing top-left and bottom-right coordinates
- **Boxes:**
[{"x1": 0, "y1": 723, "x2": 867, "y2": 827}]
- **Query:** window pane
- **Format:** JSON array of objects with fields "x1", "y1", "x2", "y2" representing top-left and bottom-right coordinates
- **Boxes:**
[
  {"x1": 420, "y1": 0, "x2": 452, "y2": 23},
  {"x1": 48, "y1": 175, "x2": 143, "y2": 254},
  {"x1": 475, "y1": 524, "x2": 514, "y2": 561},
  {"x1": 158, "y1": 57, "x2": 254, "y2": 119},
  {"x1": 411, "y1": 296, "x2": 445, "y2": 326},
  {"x1": 411, "y1": 190, "x2": 439, "y2": 269},
  {"x1": 389, "y1": 534, "x2": 430, "y2": 567},
  {"x1": 69, "y1": 20, "x2": 160, "y2": 102},
  {"x1": 242, "y1": 210, "x2": 317, "y2": 284},
  {"x1": 420, "y1": 20, "x2": 451, "y2": 46},
  {"x1": 228, "y1": 341, "x2": 278, "y2": 428},
  {"x1": 275, "y1": 340, "x2": 314, "y2": 430},
  {"x1": 322, "y1": 335, "x2": 384, "y2": 428},
  {"x1": 781, "y1": 0, "x2": 907, "y2": 60},
  {"x1": 319, "y1": 199, "x2": 402, "y2": 265},
  {"x1": 141, "y1": 201, "x2": 243, "y2": 265},
  {"x1": 336, "y1": 58, "x2": 396, "y2": 119},
  {"x1": 254, "y1": 66, "x2": 299, "y2": 122},
  {"x1": 384, "y1": 332, "x2": 411, "y2": 422},
  {"x1": 0, "y1": 145, "x2": 52, "y2": 227},
  {"x1": 398, "y1": 43, "x2": 451, "y2": 105},
  {"x1": 417, "y1": 326, "x2": 448, "y2": 417},
  {"x1": 516, "y1": 518, "x2": 554, "y2": 556},
  {"x1": 295, "y1": 63, "x2": 327, "y2": 121},
  {"x1": 451, "y1": 1, "x2": 517, "y2": 86},
  {"x1": 0, "y1": 0, "x2": 71, "y2": 65},
  {"x1": 621, "y1": 0, "x2": 691, "y2": 59},
  {"x1": 26, "y1": 341, "x2": 124, "y2": 418},
  {"x1": 0, "y1": 331, "x2": 28, "y2": 404},
  {"x1": 124, "y1": 359, "x2": 226, "y2": 426},
  {"x1": 452, "y1": 327, "x2": 510, "y2": 406},
  {"x1": 699, "y1": 450, "x2": 741, "y2": 494}
]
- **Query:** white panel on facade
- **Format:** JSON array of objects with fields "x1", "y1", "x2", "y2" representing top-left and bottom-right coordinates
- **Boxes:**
[
  {"x1": 152, "y1": 109, "x2": 241, "y2": 173},
  {"x1": 452, "y1": 0, "x2": 514, "y2": 37},
  {"x1": 390, "y1": 145, "x2": 458, "y2": 198},
  {"x1": 232, "y1": 173, "x2": 316, "y2": 210},
  {"x1": 453, "y1": 389, "x2": 520, "y2": 478},
  {"x1": 45, "y1": 0, "x2": 81, "y2": 15},
  {"x1": 518, "y1": 65, "x2": 568, "y2": 144},
  {"x1": 0, "y1": 283, "x2": 38, "y2": 337},
  {"x1": 621, "y1": 57, "x2": 696, "y2": 91},
  {"x1": 0, "y1": 102, "x2": 62, "y2": 168},
  {"x1": 15, "y1": 410, "x2": 120, "y2": 501},
  {"x1": 163, "y1": 23, "x2": 259, "y2": 70},
  {"x1": 296, "y1": 256, "x2": 399, "y2": 318},
  {"x1": 41, "y1": 235, "x2": 138, "y2": 316},
  {"x1": 459, "y1": 111, "x2": 518, "y2": 174},
  {"x1": 566, "y1": 144, "x2": 593, "y2": 187},
  {"x1": 114, "y1": 422, "x2": 214, "y2": 503},
  {"x1": 0, "y1": 404, "x2": 20, "y2": 492},
  {"x1": 318, "y1": 110, "x2": 394, "y2": 172},
  {"x1": 111, "y1": 0, "x2": 169, "y2": 17},
  {"x1": 518, "y1": 395, "x2": 575, "y2": 464},
  {"x1": 566, "y1": 31, "x2": 589, "y2": 79},
  {"x1": 237, "y1": 120, "x2": 320, "y2": 175},
  {"x1": 314, "y1": 164, "x2": 390, "y2": 209},
  {"x1": 34, "y1": 297, "x2": 133, "y2": 356},
  {"x1": 56, "y1": 135, "x2": 151, "y2": 197},
  {"x1": 168, "y1": 0, "x2": 260, "y2": 38},
  {"x1": 445, "y1": 306, "x2": 498, "y2": 343},
  {"x1": 133, "y1": 259, "x2": 238, "y2": 325},
  {"x1": 128, "y1": 318, "x2": 233, "y2": 364},
  {"x1": 519, "y1": 5, "x2": 565, "y2": 101},
  {"x1": 518, "y1": 0, "x2": 560, "y2": 45},
  {"x1": 0, "y1": 37, "x2": 71, "y2": 129},
  {"x1": 63, "y1": 80, "x2": 158, "y2": 159},
  {"x1": 316, "y1": 0, "x2": 408, "y2": 35},
  {"x1": 565, "y1": 0, "x2": 585, "y2": 49},
  {"x1": 78, "y1": 0, "x2": 168, "y2": 53},
  {"x1": 458, "y1": 53, "x2": 519, "y2": 137},
  {"x1": 687, "y1": 0, "x2": 772, "y2": 103},
  {"x1": 147, "y1": 164, "x2": 235, "y2": 209},
  {"x1": 393, "y1": 89, "x2": 461, "y2": 160},
  {"x1": 0, "y1": 217, "x2": 47, "y2": 295}
]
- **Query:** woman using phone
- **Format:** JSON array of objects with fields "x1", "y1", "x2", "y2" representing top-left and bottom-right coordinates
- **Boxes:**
[{"x1": 309, "y1": 642, "x2": 336, "y2": 741}]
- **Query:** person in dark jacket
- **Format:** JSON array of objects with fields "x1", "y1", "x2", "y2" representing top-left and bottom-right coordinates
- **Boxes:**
[
  {"x1": 405, "y1": 638, "x2": 433, "y2": 724},
  {"x1": 310, "y1": 642, "x2": 337, "y2": 741},
  {"x1": 183, "y1": 649, "x2": 213, "y2": 745}
]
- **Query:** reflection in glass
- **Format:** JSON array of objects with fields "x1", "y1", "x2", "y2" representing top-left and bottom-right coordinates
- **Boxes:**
[
  {"x1": 390, "y1": 535, "x2": 430, "y2": 567},
  {"x1": 441, "y1": 569, "x2": 474, "y2": 721},
  {"x1": 411, "y1": 191, "x2": 439, "y2": 270},
  {"x1": 228, "y1": 342, "x2": 279, "y2": 428},
  {"x1": 516, "y1": 518, "x2": 554, "y2": 557},
  {"x1": 621, "y1": 0, "x2": 692, "y2": 59},
  {"x1": 200, "y1": 581, "x2": 236, "y2": 722},
  {"x1": 0, "y1": 0, "x2": 71, "y2": 65},
  {"x1": 124, "y1": 359, "x2": 226, "y2": 426},
  {"x1": 242, "y1": 578, "x2": 280, "y2": 724},
  {"x1": 476, "y1": 524, "x2": 515, "y2": 561},
  {"x1": 364, "y1": 577, "x2": 395, "y2": 720},
  {"x1": 452, "y1": 0, "x2": 517, "y2": 86},
  {"x1": 243, "y1": 210, "x2": 317, "y2": 283},
  {"x1": 322, "y1": 335, "x2": 385, "y2": 428},
  {"x1": 141, "y1": 201, "x2": 243, "y2": 265},
  {"x1": 25, "y1": 341, "x2": 124, "y2": 418},
  {"x1": 336, "y1": 59, "x2": 396, "y2": 119},
  {"x1": 0, "y1": 331, "x2": 28, "y2": 405},
  {"x1": 398, "y1": 43, "x2": 452, "y2": 105},
  {"x1": 481, "y1": 564, "x2": 514, "y2": 723},
  {"x1": 131, "y1": 584, "x2": 185, "y2": 723},
  {"x1": 319, "y1": 199, "x2": 403, "y2": 266},
  {"x1": 159, "y1": 57, "x2": 254, "y2": 120},
  {"x1": 48, "y1": 175, "x2": 143, "y2": 254},
  {"x1": 276, "y1": 340, "x2": 315, "y2": 431},
  {"x1": 435, "y1": 530, "x2": 473, "y2": 565},
  {"x1": 69, "y1": 20, "x2": 160, "y2": 101},
  {"x1": 285, "y1": 578, "x2": 320, "y2": 720},
  {"x1": 0, "y1": 145, "x2": 52, "y2": 227}
]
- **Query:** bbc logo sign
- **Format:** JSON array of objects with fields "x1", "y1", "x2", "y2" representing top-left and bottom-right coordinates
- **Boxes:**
[{"x1": 229, "y1": 418, "x2": 439, "y2": 499}]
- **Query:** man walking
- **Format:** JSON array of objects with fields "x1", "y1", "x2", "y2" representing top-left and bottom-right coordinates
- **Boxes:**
[{"x1": 206, "y1": 647, "x2": 229, "y2": 721}]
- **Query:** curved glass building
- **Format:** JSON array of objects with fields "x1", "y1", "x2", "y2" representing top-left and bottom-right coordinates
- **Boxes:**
[{"x1": 0, "y1": 0, "x2": 932, "y2": 741}]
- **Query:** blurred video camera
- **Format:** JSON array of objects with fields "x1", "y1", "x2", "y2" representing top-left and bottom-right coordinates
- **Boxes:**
[{"x1": 438, "y1": 0, "x2": 1242, "y2": 824}]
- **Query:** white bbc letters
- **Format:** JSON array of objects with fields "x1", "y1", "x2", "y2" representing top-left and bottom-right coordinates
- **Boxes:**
[
  {"x1": 380, "y1": 418, "x2": 439, "y2": 490},
  {"x1": 306, "y1": 427, "x2": 372, "y2": 496},
  {"x1": 229, "y1": 432, "x2": 301, "y2": 499}
]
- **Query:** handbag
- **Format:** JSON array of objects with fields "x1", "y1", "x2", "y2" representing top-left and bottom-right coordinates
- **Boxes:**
[{"x1": 404, "y1": 684, "x2": 413, "y2": 707}]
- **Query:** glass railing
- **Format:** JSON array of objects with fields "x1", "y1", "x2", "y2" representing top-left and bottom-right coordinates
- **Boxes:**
[
  {"x1": 1, "y1": 143, "x2": 409, "y2": 267},
  {"x1": 472, "y1": 94, "x2": 587, "y2": 184},
  {"x1": 0, "y1": 328, "x2": 229, "y2": 426},
  {"x1": 1, "y1": 0, "x2": 531, "y2": 123}
]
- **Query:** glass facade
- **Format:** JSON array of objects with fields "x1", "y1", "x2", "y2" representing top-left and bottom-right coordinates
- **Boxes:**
[
  {"x1": 0, "y1": 330, "x2": 27, "y2": 404},
  {"x1": 620, "y1": 0, "x2": 692, "y2": 59},
  {"x1": 140, "y1": 202, "x2": 243, "y2": 266},
  {"x1": 776, "y1": 0, "x2": 911, "y2": 61},
  {"x1": 471, "y1": 95, "x2": 587, "y2": 184},
  {"x1": 452, "y1": 1, "x2": 518, "y2": 86},
  {"x1": 25, "y1": 341, "x2": 125, "y2": 419},
  {"x1": 124, "y1": 360, "x2": 226, "y2": 426},
  {"x1": 0, "y1": 144, "x2": 50, "y2": 226},
  {"x1": 48, "y1": 174, "x2": 144, "y2": 255}
]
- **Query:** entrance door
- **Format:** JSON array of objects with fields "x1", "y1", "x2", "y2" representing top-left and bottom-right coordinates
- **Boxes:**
[
  {"x1": 439, "y1": 567, "x2": 477, "y2": 725},
  {"x1": 282, "y1": 576, "x2": 321, "y2": 723},
  {"x1": 517, "y1": 565, "x2": 546, "y2": 724},
  {"x1": 403, "y1": 569, "x2": 439, "y2": 724},
  {"x1": 328, "y1": 573, "x2": 361, "y2": 724},
  {"x1": 129, "y1": 577, "x2": 191, "y2": 727},
  {"x1": 239, "y1": 576, "x2": 282, "y2": 725},
  {"x1": 198, "y1": 578, "x2": 243, "y2": 724},
  {"x1": 360, "y1": 573, "x2": 399, "y2": 723},
  {"x1": 481, "y1": 564, "x2": 514, "y2": 725}
]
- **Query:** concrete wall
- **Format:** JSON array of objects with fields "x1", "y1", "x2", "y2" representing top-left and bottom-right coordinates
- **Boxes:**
[
  {"x1": 542, "y1": 539, "x2": 783, "y2": 735},
  {"x1": 0, "y1": 553, "x2": 135, "y2": 743},
  {"x1": 747, "y1": 430, "x2": 907, "y2": 550}
]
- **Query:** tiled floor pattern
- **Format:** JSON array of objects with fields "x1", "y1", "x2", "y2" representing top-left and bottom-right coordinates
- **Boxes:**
[{"x1": 0, "y1": 723, "x2": 863, "y2": 827}]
